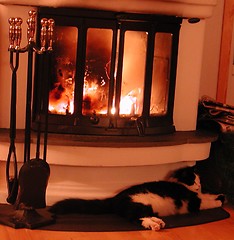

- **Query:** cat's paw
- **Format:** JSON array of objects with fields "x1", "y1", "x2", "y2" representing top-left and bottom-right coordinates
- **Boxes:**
[{"x1": 140, "y1": 217, "x2": 165, "y2": 231}]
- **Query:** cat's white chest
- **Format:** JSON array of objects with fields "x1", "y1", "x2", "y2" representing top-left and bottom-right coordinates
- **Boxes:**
[{"x1": 131, "y1": 192, "x2": 188, "y2": 217}]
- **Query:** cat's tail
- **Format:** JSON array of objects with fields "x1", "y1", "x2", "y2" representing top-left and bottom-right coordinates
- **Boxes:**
[{"x1": 49, "y1": 198, "x2": 114, "y2": 215}]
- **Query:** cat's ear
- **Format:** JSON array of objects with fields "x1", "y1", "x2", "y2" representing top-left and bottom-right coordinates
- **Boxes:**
[
  {"x1": 172, "y1": 166, "x2": 196, "y2": 185},
  {"x1": 179, "y1": 167, "x2": 192, "y2": 178},
  {"x1": 174, "y1": 166, "x2": 191, "y2": 177},
  {"x1": 166, "y1": 166, "x2": 194, "y2": 181}
]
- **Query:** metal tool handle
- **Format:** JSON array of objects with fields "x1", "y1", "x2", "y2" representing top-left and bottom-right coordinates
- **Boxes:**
[
  {"x1": 14, "y1": 17, "x2": 23, "y2": 50},
  {"x1": 8, "y1": 17, "x2": 16, "y2": 50},
  {"x1": 27, "y1": 10, "x2": 37, "y2": 44},
  {"x1": 40, "y1": 18, "x2": 48, "y2": 52},
  {"x1": 47, "y1": 18, "x2": 55, "y2": 51}
]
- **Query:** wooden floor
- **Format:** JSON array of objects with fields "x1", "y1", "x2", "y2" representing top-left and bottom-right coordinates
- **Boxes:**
[{"x1": 0, "y1": 205, "x2": 234, "y2": 240}]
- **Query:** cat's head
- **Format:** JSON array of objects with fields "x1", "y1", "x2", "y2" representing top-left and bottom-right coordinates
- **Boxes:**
[{"x1": 169, "y1": 167, "x2": 201, "y2": 193}]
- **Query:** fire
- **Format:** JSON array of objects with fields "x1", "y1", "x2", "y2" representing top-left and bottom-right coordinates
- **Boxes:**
[
  {"x1": 119, "y1": 88, "x2": 142, "y2": 116},
  {"x1": 48, "y1": 79, "x2": 142, "y2": 116},
  {"x1": 49, "y1": 56, "x2": 76, "y2": 115},
  {"x1": 49, "y1": 82, "x2": 74, "y2": 115},
  {"x1": 83, "y1": 80, "x2": 98, "y2": 98}
]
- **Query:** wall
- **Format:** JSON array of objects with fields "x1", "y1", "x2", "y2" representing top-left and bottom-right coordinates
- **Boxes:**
[
  {"x1": 0, "y1": 5, "x2": 32, "y2": 129},
  {"x1": 227, "y1": 66, "x2": 234, "y2": 105},
  {"x1": 199, "y1": 0, "x2": 224, "y2": 99},
  {"x1": 226, "y1": 1, "x2": 234, "y2": 105}
]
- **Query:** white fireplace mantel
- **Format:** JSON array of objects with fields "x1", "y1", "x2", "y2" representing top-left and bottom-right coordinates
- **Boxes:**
[{"x1": 0, "y1": 0, "x2": 217, "y2": 18}]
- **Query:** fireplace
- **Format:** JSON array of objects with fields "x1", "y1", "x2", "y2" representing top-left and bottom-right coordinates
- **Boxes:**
[
  {"x1": 32, "y1": 7, "x2": 181, "y2": 136},
  {"x1": 0, "y1": 1, "x2": 218, "y2": 205}
]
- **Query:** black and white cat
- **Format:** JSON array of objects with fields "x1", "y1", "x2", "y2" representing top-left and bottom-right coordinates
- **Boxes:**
[{"x1": 49, "y1": 166, "x2": 225, "y2": 231}]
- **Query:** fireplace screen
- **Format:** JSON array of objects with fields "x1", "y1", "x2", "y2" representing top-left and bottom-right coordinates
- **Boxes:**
[{"x1": 33, "y1": 8, "x2": 182, "y2": 136}]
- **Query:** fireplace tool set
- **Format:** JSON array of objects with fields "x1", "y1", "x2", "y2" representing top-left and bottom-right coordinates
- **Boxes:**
[{"x1": 0, "y1": 10, "x2": 55, "y2": 229}]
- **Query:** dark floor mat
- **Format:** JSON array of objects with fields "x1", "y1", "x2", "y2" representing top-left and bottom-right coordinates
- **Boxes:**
[{"x1": 0, "y1": 204, "x2": 230, "y2": 231}]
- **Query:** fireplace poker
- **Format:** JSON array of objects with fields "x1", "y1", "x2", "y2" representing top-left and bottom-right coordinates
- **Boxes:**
[
  {"x1": 24, "y1": 15, "x2": 54, "y2": 163},
  {"x1": 23, "y1": 10, "x2": 37, "y2": 163}
]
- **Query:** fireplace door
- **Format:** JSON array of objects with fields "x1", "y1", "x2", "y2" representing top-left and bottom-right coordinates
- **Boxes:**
[{"x1": 33, "y1": 8, "x2": 182, "y2": 136}]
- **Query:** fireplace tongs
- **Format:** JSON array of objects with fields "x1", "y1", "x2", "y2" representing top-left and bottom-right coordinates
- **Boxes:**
[
  {"x1": 6, "y1": 24, "x2": 20, "y2": 204},
  {"x1": 5, "y1": 15, "x2": 28, "y2": 204}
]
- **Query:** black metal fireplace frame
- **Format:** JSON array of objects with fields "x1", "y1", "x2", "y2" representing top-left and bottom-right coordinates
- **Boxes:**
[{"x1": 32, "y1": 7, "x2": 182, "y2": 136}]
